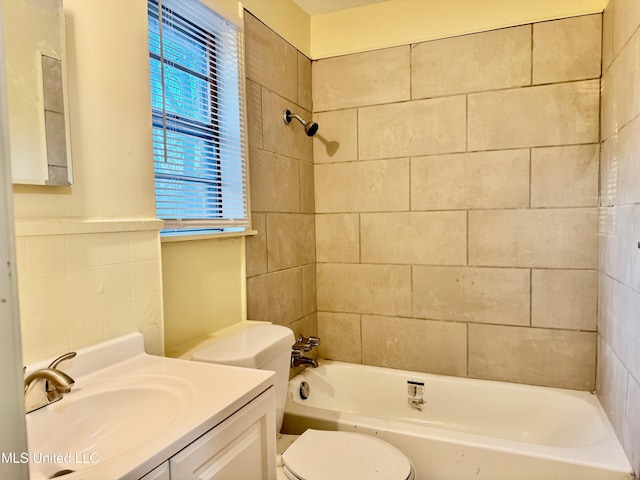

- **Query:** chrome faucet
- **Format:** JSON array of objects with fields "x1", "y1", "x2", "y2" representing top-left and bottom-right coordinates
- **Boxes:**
[
  {"x1": 24, "y1": 352, "x2": 76, "y2": 414},
  {"x1": 291, "y1": 335, "x2": 320, "y2": 368}
]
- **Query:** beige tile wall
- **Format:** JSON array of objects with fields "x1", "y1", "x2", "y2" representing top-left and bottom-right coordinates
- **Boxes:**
[
  {"x1": 16, "y1": 230, "x2": 163, "y2": 364},
  {"x1": 410, "y1": 26, "x2": 531, "y2": 99},
  {"x1": 244, "y1": 13, "x2": 317, "y2": 352},
  {"x1": 598, "y1": 1, "x2": 640, "y2": 473},
  {"x1": 313, "y1": 15, "x2": 601, "y2": 391}
]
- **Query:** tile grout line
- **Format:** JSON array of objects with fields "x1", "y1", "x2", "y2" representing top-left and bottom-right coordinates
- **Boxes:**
[
  {"x1": 466, "y1": 211, "x2": 470, "y2": 266},
  {"x1": 359, "y1": 313, "x2": 363, "y2": 364},
  {"x1": 315, "y1": 308, "x2": 599, "y2": 334},
  {"x1": 358, "y1": 213, "x2": 362, "y2": 264},
  {"x1": 465, "y1": 94, "x2": 469, "y2": 152},
  {"x1": 313, "y1": 78, "x2": 600, "y2": 115},
  {"x1": 466, "y1": 322, "x2": 470, "y2": 377},
  {"x1": 529, "y1": 148, "x2": 532, "y2": 208},
  {"x1": 529, "y1": 268, "x2": 533, "y2": 327},
  {"x1": 530, "y1": 23, "x2": 534, "y2": 85}
]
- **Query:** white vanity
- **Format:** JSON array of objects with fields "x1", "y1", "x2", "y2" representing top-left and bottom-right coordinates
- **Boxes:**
[{"x1": 25, "y1": 333, "x2": 276, "y2": 480}]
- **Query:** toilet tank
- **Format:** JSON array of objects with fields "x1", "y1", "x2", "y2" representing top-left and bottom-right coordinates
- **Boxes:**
[{"x1": 191, "y1": 324, "x2": 295, "y2": 432}]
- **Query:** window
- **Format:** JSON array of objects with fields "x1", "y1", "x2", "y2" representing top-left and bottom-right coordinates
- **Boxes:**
[{"x1": 148, "y1": 0, "x2": 248, "y2": 237}]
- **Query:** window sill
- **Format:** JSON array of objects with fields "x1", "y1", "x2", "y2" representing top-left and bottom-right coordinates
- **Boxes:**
[
  {"x1": 160, "y1": 229, "x2": 257, "y2": 243},
  {"x1": 15, "y1": 218, "x2": 163, "y2": 236}
]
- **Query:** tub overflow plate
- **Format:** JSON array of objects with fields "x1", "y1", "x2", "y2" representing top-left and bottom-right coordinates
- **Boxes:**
[{"x1": 299, "y1": 381, "x2": 310, "y2": 400}]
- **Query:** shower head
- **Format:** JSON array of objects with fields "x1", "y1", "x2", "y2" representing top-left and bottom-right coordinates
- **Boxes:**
[{"x1": 283, "y1": 109, "x2": 319, "y2": 137}]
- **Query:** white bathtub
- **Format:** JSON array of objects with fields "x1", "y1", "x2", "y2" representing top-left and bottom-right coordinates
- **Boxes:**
[{"x1": 282, "y1": 361, "x2": 634, "y2": 480}]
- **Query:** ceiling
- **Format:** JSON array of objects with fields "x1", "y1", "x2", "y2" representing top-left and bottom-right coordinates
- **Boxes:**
[{"x1": 292, "y1": 0, "x2": 387, "y2": 15}]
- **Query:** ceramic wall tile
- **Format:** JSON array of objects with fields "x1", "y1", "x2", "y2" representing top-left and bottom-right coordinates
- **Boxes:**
[
  {"x1": 531, "y1": 144, "x2": 599, "y2": 207},
  {"x1": 531, "y1": 269, "x2": 597, "y2": 330},
  {"x1": 362, "y1": 315, "x2": 467, "y2": 376},
  {"x1": 360, "y1": 212, "x2": 466, "y2": 265},
  {"x1": 411, "y1": 150, "x2": 529, "y2": 210},
  {"x1": 469, "y1": 208, "x2": 598, "y2": 268},
  {"x1": 249, "y1": 148, "x2": 300, "y2": 213},
  {"x1": 317, "y1": 263, "x2": 412, "y2": 317},
  {"x1": 312, "y1": 109, "x2": 358, "y2": 164},
  {"x1": 468, "y1": 80, "x2": 600, "y2": 150},
  {"x1": 469, "y1": 324, "x2": 596, "y2": 390},
  {"x1": 246, "y1": 269, "x2": 303, "y2": 324},
  {"x1": 313, "y1": 46, "x2": 410, "y2": 111},
  {"x1": 244, "y1": 12, "x2": 297, "y2": 103},
  {"x1": 315, "y1": 159, "x2": 410, "y2": 213},
  {"x1": 532, "y1": 15, "x2": 602, "y2": 84},
  {"x1": 412, "y1": 25, "x2": 531, "y2": 99},
  {"x1": 413, "y1": 266, "x2": 530, "y2": 325},
  {"x1": 315, "y1": 214, "x2": 360, "y2": 263},
  {"x1": 266, "y1": 213, "x2": 315, "y2": 271},
  {"x1": 318, "y1": 312, "x2": 362, "y2": 363},
  {"x1": 359, "y1": 95, "x2": 466, "y2": 159}
]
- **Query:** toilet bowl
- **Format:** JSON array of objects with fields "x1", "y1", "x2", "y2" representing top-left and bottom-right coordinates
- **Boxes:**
[{"x1": 189, "y1": 323, "x2": 415, "y2": 480}]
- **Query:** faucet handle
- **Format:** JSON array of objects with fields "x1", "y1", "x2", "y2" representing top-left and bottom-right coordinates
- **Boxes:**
[
  {"x1": 48, "y1": 351, "x2": 76, "y2": 370},
  {"x1": 293, "y1": 341, "x2": 312, "y2": 352},
  {"x1": 295, "y1": 335, "x2": 320, "y2": 349},
  {"x1": 46, "y1": 352, "x2": 76, "y2": 396}
]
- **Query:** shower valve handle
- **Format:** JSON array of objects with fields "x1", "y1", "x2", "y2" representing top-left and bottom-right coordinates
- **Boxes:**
[
  {"x1": 295, "y1": 335, "x2": 321, "y2": 351},
  {"x1": 293, "y1": 342, "x2": 312, "y2": 352}
]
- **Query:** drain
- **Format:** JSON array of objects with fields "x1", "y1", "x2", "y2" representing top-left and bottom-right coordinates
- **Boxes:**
[
  {"x1": 50, "y1": 469, "x2": 75, "y2": 478},
  {"x1": 299, "y1": 381, "x2": 310, "y2": 400}
]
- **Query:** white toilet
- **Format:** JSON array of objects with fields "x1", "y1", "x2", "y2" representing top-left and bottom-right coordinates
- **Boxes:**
[{"x1": 190, "y1": 323, "x2": 415, "y2": 480}]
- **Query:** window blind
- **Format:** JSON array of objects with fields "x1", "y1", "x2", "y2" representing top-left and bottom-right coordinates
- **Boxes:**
[{"x1": 148, "y1": 0, "x2": 249, "y2": 236}]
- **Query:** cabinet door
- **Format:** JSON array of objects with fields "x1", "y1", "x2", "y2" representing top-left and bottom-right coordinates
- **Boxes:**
[
  {"x1": 139, "y1": 461, "x2": 170, "y2": 480},
  {"x1": 170, "y1": 388, "x2": 276, "y2": 480}
]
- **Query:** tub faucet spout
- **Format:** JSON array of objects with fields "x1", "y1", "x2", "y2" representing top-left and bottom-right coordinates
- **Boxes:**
[
  {"x1": 291, "y1": 335, "x2": 320, "y2": 369},
  {"x1": 291, "y1": 350, "x2": 318, "y2": 368}
]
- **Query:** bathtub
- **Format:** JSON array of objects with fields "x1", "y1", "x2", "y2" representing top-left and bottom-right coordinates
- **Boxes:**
[{"x1": 282, "y1": 361, "x2": 634, "y2": 480}]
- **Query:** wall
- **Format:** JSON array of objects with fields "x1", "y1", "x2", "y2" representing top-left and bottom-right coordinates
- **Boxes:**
[
  {"x1": 161, "y1": 2, "x2": 312, "y2": 355},
  {"x1": 10, "y1": 0, "x2": 309, "y2": 364},
  {"x1": 12, "y1": 0, "x2": 164, "y2": 363},
  {"x1": 243, "y1": 13, "x2": 318, "y2": 349},
  {"x1": 13, "y1": 0, "x2": 156, "y2": 220},
  {"x1": 0, "y1": 1, "x2": 29, "y2": 472},
  {"x1": 598, "y1": 0, "x2": 640, "y2": 474},
  {"x1": 313, "y1": 15, "x2": 601, "y2": 390},
  {"x1": 16, "y1": 228, "x2": 163, "y2": 364},
  {"x1": 241, "y1": 0, "x2": 310, "y2": 57},
  {"x1": 162, "y1": 236, "x2": 246, "y2": 354},
  {"x1": 311, "y1": 0, "x2": 608, "y2": 58}
]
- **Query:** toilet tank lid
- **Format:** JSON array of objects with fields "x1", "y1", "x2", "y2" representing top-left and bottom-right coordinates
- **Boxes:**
[{"x1": 191, "y1": 324, "x2": 295, "y2": 368}]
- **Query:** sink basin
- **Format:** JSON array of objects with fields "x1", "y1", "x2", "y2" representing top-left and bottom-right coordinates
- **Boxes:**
[
  {"x1": 27, "y1": 375, "x2": 193, "y2": 480},
  {"x1": 22, "y1": 332, "x2": 274, "y2": 480}
]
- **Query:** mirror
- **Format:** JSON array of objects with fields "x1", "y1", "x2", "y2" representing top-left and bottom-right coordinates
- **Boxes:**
[{"x1": 2, "y1": 0, "x2": 72, "y2": 186}]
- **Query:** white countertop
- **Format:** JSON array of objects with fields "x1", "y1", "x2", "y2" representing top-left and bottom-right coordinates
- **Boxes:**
[{"x1": 26, "y1": 333, "x2": 274, "y2": 480}]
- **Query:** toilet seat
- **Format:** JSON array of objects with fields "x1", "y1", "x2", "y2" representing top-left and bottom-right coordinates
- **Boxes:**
[{"x1": 281, "y1": 429, "x2": 414, "y2": 480}]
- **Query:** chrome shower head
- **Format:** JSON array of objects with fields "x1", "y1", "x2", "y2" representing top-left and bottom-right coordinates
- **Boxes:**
[{"x1": 283, "y1": 109, "x2": 319, "y2": 137}]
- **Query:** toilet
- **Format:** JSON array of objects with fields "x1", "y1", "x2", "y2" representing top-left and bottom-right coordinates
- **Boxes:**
[{"x1": 190, "y1": 323, "x2": 415, "y2": 480}]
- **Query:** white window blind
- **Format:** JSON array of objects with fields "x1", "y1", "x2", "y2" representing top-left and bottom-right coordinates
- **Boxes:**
[{"x1": 148, "y1": 0, "x2": 249, "y2": 236}]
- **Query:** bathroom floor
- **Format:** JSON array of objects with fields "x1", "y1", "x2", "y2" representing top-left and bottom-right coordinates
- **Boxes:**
[{"x1": 277, "y1": 433, "x2": 298, "y2": 454}]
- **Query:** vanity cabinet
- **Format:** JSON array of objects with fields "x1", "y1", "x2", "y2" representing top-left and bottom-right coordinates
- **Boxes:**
[
  {"x1": 140, "y1": 387, "x2": 276, "y2": 480},
  {"x1": 140, "y1": 462, "x2": 170, "y2": 480}
]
